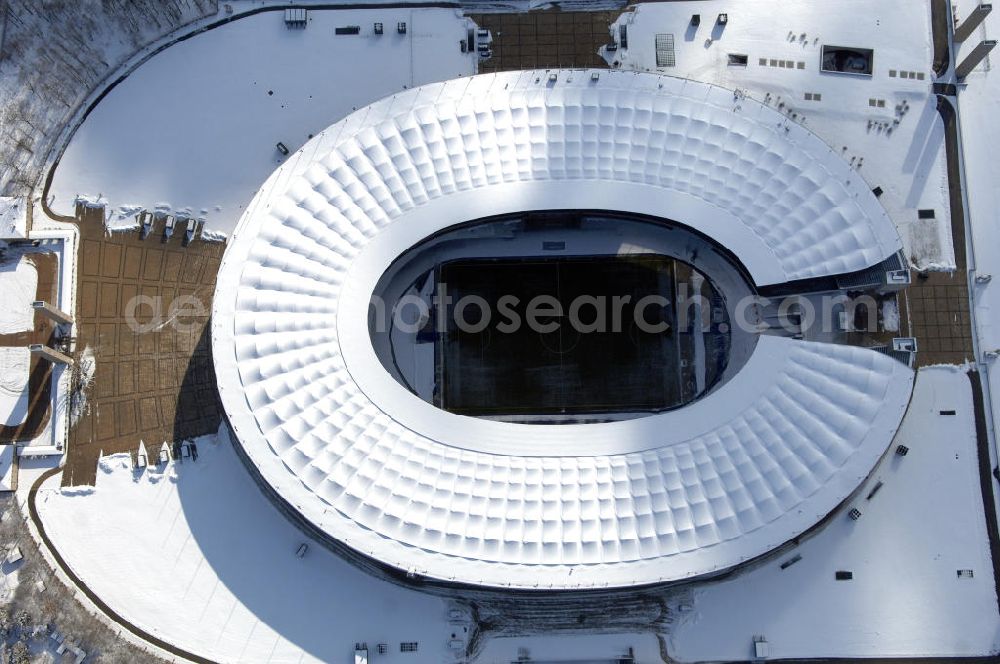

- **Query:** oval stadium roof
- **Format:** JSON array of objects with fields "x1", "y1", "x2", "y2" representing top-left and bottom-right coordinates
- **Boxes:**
[{"x1": 212, "y1": 70, "x2": 913, "y2": 589}]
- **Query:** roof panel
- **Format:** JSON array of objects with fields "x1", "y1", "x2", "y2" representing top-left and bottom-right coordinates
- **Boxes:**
[{"x1": 212, "y1": 70, "x2": 913, "y2": 589}]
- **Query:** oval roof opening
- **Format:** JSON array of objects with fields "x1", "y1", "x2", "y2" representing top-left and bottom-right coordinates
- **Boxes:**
[{"x1": 369, "y1": 211, "x2": 756, "y2": 423}]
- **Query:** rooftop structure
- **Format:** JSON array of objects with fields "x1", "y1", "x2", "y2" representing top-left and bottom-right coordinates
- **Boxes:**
[{"x1": 212, "y1": 70, "x2": 914, "y2": 589}]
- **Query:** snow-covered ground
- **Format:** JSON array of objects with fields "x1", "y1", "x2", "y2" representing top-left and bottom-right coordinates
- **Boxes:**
[
  {"x1": 0, "y1": 197, "x2": 27, "y2": 239},
  {"x1": 48, "y1": 7, "x2": 482, "y2": 238},
  {"x1": 0, "y1": 347, "x2": 29, "y2": 427},
  {"x1": 0, "y1": 0, "x2": 218, "y2": 200},
  {"x1": 34, "y1": 426, "x2": 474, "y2": 664},
  {"x1": 955, "y1": 2, "x2": 1000, "y2": 543},
  {"x1": 882, "y1": 298, "x2": 901, "y2": 332},
  {"x1": 0, "y1": 252, "x2": 37, "y2": 334},
  {"x1": 68, "y1": 346, "x2": 95, "y2": 428},
  {"x1": 604, "y1": 0, "x2": 955, "y2": 271},
  {"x1": 666, "y1": 366, "x2": 1000, "y2": 660},
  {"x1": 0, "y1": 543, "x2": 20, "y2": 604}
]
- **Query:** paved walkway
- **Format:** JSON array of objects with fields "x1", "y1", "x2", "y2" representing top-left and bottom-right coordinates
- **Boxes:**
[
  {"x1": 900, "y1": 92, "x2": 974, "y2": 366},
  {"x1": 64, "y1": 206, "x2": 223, "y2": 485},
  {"x1": 471, "y1": 9, "x2": 618, "y2": 71}
]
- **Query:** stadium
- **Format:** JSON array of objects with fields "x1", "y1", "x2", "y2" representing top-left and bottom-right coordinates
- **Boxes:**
[{"x1": 211, "y1": 69, "x2": 915, "y2": 590}]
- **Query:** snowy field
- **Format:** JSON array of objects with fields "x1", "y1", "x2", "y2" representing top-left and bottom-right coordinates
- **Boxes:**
[
  {"x1": 604, "y1": 0, "x2": 955, "y2": 271},
  {"x1": 0, "y1": 252, "x2": 37, "y2": 334},
  {"x1": 955, "y1": 4, "x2": 1000, "y2": 523},
  {"x1": 667, "y1": 366, "x2": 1000, "y2": 660},
  {"x1": 34, "y1": 426, "x2": 472, "y2": 664},
  {"x1": 32, "y1": 367, "x2": 1000, "y2": 662},
  {"x1": 48, "y1": 7, "x2": 482, "y2": 239},
  {"x1": 0, "y1": 347, "x2": 29, "y2": 428},
  {"x1": 0, "y1": 0, "x2": 218, "y2": 200}
]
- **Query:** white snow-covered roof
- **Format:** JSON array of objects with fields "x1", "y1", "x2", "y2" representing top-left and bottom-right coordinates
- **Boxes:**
[{"x1": 212, "y1": 70, "x2": 913, "y2": 589}]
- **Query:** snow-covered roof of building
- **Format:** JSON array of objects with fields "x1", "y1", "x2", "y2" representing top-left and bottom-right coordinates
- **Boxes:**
[{"x1": 212, "y1": 70, "x2": 913, "y2": 589}]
